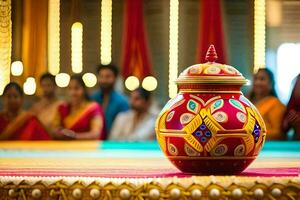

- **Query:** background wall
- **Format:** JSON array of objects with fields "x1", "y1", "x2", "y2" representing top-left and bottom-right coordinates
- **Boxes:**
[
  {"x1": 10, "y1": 0, "x2": 254, "y2": 106},
  {"x1": 266, "y1": 0, "x2": 300, "y2": 104}
]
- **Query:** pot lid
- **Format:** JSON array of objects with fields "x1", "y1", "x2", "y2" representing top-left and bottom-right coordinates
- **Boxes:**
[{"x1": 176, "y1": 45, "x2": 248, "y2": 85}]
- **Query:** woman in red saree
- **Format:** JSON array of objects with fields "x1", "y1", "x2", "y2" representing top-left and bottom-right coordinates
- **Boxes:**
[
  {"x1": 52, "y1": 74, "x2": 105, "y2": 140},
  {"x1": 0, "y1": 82, "x2": 51, "y2": 140}
]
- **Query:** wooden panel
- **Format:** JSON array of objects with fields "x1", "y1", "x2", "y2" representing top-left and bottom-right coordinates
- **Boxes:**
[
  {"x1": 60, "y1": 0, "x2": 72, "y2": 73},
  {"x1": 223, "y1": 0, "x2": 254, "y2": 80},
  {"x1": 111, "y1": 0, "x2": 124, "y2": 68},
  {"x1": 82, "y1": 0, "x2": 100, "y2": 73},
  {"x1": 280, "y1": 1, "x2": 300, "y2": 42},
  {"x1": 144, "y1": 0, "x2": 169, "y2": 104},
  {"x1": 178, "y1": 0, "x2": 199, "y2": 72}
]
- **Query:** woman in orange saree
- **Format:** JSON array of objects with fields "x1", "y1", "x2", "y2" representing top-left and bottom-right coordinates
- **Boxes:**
[
  {"x1": 0, "y1": 82, "x2": 51, "y2": 140},
  {"x1": 52, "y1": 74, "x2": 105, "y2": 140},
  {"x1": 248, "y1": 68, "x2": 286, "y2": 140}
]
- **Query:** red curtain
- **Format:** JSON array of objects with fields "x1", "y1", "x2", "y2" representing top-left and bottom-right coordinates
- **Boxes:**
[
  {"x1": 196, "y1": 0, "x2": 227, "y2": 64},
  {"x1": 121, "y1": 0, "x2": 152, "y2": 79}
]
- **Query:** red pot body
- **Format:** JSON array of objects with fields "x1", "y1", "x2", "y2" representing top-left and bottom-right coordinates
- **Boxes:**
[{"x1": 155, "y1": 60, "x2": 266, "y2": 174}]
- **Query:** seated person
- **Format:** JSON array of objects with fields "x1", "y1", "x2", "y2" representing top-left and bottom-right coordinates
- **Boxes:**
[
  {"x1": 282, "y1": 74, "x2": 300, "y2": 140},
  {"x1": 0, "y1": 82, "x2": 51, "y2": 140},
  {"x1": 91, "y1": 64, "x2": 129, "y2": 136},
  {"x1": 52, "y1": 74, "x2": 105, "y2": 140},
  {"x1": 248, "y1": 68, "x2": 286, "y2": 140},
  {"x1": 30, "y1": 73, "x2": 63, "y2": 131},
  {"x1": 110, "y1": 87, "x2": 156, "y2": 141}
]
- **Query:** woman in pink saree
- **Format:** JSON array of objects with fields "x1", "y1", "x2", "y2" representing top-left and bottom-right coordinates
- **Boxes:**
[{"x1": 52, "y1": 74, "x2": 105, "y2": 140}]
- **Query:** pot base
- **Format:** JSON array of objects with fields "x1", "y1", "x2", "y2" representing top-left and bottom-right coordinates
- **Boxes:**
[{"x1": 169, "y1": 157, "x2": 255, "y2": 175}]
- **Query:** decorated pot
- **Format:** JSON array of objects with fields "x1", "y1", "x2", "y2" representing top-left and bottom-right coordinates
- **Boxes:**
[{"x1": 155, "y1": 45, "x2": 266, "y2": 174}]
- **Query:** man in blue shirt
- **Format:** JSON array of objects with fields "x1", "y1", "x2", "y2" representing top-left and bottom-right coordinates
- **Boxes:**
[{"x1": 91, "y1": 64, "x2": 129, "y2": 138}]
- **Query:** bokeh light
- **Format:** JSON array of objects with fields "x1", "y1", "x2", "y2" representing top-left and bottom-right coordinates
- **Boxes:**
[
  {"x1": 11, "y1": 61, "x2": 23, "y2": 76},
  {"x1": 71, "y1": 22, "x2": 83, "y2": 73},
  {"x1": 168, "y1": 0, "x2": 179, "y2": 98},
  {"x1": 142, "y1": 76, "x2": 158, "y2": 91},
  {"x1": 48, "y1": 0, "x2": 60, "y2": 75},
  {"x1": 125, "y1": 76, "x2": 139, "y2": 91},
  {"x1": 83, "y1": 73, "x2": 97, "y2": 88},
  {"x1": 55, "y1": 73, "x2": 70, "y2": 88},
  {"x1": 100, "y1": 0, "x2": 112, "y2": 65},
  {"x1": 23, "y1": 77, "x2": 36, "y2": 95},
  {"x1": 254, "y1": 0, "x2": 266, "y2": 72}
]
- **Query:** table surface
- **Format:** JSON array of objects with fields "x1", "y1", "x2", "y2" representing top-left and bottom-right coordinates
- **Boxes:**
[
  {"x1": 1, "y1": 141, "x2": 300, "y2": 199},
  {"x1": 0, "y1": 141, "x2": 299, "y2": 178}
]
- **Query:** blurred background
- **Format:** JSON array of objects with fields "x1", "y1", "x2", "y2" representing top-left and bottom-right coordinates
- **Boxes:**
[
  {"x1": 0, "y1": 0, "x2": 299, "y2": 106},
  {"x1": 0, "y1": 0, "x2": 300, "y2": 104}
]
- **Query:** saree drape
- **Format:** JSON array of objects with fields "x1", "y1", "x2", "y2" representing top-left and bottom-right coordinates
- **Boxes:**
[
  {"x1": 22, "y1": 0, "x2": 48, "y2": 80},
  {"x1": 0, "y1": 112, "x2": 51, "y2": 140},
  {"x1": 121, "y1": 0, "x2": 152, "y2": 79},
  {"x1": 56, "y1": 102, "x2": 105, "y2": 139}
]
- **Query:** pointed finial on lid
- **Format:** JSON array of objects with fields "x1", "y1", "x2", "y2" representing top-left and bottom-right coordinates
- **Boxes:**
[{"x1": 205, "y1": 44, "x2": 218, "y2": 63}]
